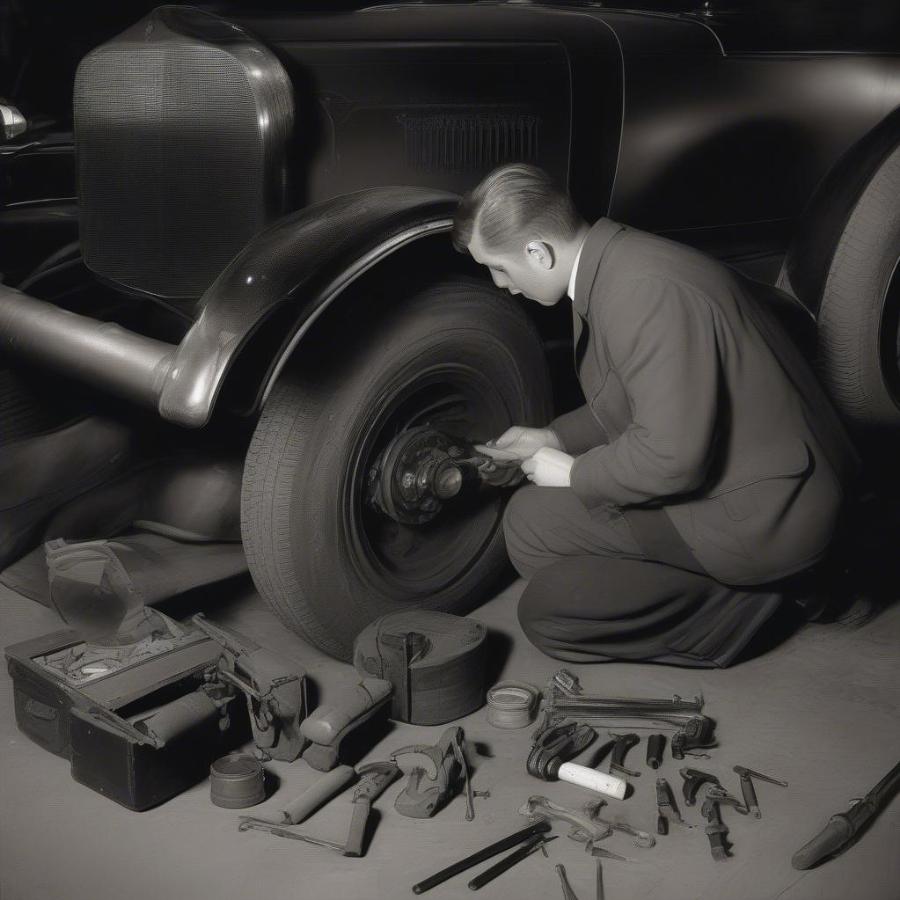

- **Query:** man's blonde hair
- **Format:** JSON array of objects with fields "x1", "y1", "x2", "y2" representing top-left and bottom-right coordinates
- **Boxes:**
[{"x1": 451, "y1": 163, "x2": 580, "y2": 253}]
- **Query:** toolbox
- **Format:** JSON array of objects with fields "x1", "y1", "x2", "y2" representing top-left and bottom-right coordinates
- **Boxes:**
[{"x1": 6, "y1": 616, "x2": 249, "y2": 811}]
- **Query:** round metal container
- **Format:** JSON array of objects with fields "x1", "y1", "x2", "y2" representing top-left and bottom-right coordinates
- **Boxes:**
[{"x1": 209, "y1": 753, "x2": 265, "y2": 809}]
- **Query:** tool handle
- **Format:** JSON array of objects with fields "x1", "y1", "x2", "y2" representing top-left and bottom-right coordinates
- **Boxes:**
[
  {"x1": 280, "y1": 765, "x2": 356, "y2": 824},
  {"x1": 791, "y1": 760, "x2": 900, "y2": 870},
  {"x1": 740, "y1": 775, "x2": 759, "y2": 817},
  {"x1": 558, "y1": 762, "x2": 627, "y2": 800},
  {"x1": 610, "y1": 733, "x2": 640, "y2": 772},
  {"x1": 354, "y1": 762, "x2": 401, "y2": 802},
  {"x1": 412, "y1": 821, "x2": 550, "y2": 895},
  {"x1": 646, "y1": 734, "x2": 665, "y2": 769},
  {"x1": 791, "y1": 814, "x2": 854, "y2": 870},
  {"x1": 555, "y1": 864, "x2": 579, "y2": 900},
  {"x1": 467, "y1": 835, "x2": 543, "y2": 891},
  {"x1": 343, "y1": 798, "x2": 371, "y2": 858}
]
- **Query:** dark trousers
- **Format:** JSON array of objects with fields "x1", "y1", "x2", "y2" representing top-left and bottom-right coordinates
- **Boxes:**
[{"x1": 503, "y1": 486, "x2": 785, "y2": 667}]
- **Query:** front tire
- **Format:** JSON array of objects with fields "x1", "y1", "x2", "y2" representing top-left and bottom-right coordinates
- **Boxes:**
[{"x1": 241, "y1": 279, "x2": 552, "y2": 659}]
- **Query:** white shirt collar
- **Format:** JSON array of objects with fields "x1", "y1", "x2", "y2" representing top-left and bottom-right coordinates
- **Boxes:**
[{"x1": 567, "y1": 235, "x2": 588, "y2": 301}]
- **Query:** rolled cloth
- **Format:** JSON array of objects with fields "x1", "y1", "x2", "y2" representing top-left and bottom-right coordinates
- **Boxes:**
[{"x1": 353, "y1": 611, "x2": 487, "y2": 725}]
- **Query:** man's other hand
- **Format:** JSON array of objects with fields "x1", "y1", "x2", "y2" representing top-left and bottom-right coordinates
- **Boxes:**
[
  {"x1": 521, "y1": 447, "x2": 574, "y2": 487},
  {"x1": 475, "y1": 426, "x2": 563, "y2": 461}
]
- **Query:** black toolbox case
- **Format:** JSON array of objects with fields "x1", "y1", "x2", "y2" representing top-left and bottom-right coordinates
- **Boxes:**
[{"x1": 6, "y1": 627, "x2": 248, "y2": 810}]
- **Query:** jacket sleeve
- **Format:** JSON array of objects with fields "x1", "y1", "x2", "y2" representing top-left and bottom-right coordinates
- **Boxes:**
[
  {"x1": 549, "y1": 404, "x2": 608, "y2": 456},
  {"x1": 569, "y1": 277, "x2": 720, "y2": 507}
]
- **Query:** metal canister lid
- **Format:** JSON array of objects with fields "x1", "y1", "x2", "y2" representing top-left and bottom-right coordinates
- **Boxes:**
[{"x1": 210, "y1": 752, "x2": 265, "y2": 809}]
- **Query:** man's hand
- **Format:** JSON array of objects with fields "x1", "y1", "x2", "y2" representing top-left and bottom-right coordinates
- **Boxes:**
[
  {"x1": 475, "y1": 426, "x2": 563, "y2": 462},
  {"x1": 521, "y1": 447, "x2": 575, "y2": 487}
]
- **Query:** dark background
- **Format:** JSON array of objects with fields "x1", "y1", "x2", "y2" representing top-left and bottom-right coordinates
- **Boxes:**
[{"x1": 4, "y1": 0, "x2": 900, "y2": 124}]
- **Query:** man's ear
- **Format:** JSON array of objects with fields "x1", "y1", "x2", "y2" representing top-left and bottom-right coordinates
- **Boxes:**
[{"x1": 525, "y1": 240, "x2": 555, "y2": 271}]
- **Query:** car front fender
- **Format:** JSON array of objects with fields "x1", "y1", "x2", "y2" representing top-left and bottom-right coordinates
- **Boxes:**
[{"x1": 160, "y1": 186, "x2": 457, "y2": 427}]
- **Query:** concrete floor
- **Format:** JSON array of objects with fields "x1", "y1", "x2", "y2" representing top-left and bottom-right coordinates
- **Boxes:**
[{"x1": 1, "y1": 575, "x2": 898, "y2": 900}]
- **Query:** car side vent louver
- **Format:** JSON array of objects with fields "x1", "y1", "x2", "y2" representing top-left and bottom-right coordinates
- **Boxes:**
[{"x1": 398, "y1": 112, "x2": 539, "y2": 174}]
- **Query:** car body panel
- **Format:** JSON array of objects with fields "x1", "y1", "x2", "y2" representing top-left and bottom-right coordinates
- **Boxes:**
[
  {"x1": 2, "y1": 2, "x2": 900, "y2": 424},
  {"x1": 160, "y1": 186, "x2": 457, "y2": 427}
]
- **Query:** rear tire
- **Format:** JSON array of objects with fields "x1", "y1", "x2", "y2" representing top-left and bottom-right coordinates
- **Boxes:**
[
  {"x1": 241, "y1": 279, "x2": 552, "y2": 659},
  {"x1": 815, "y1": 140, "x2": 900, "y2": 427}
]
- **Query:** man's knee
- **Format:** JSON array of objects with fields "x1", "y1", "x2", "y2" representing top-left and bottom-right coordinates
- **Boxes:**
[
  {"x1": 502, "y1": 484, "x2": 554, "y2": 578},
  {"x1": 516, "y1": 562, "x2": 562, "y2": 650}
]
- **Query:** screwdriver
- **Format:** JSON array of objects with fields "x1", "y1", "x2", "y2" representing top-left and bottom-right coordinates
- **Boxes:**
[{"x1": 555, "y1": 864, "x2": 580, "y2": 900}]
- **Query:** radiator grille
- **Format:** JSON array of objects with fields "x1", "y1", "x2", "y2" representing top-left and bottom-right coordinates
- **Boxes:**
[{"x1": 74, "y1": 8, "x2": 292, "y2": 301}]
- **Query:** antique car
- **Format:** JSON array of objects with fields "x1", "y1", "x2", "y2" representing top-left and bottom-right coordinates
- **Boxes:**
[{"x1": 2, "y1": 1, "x2": 899, "y2": 658}]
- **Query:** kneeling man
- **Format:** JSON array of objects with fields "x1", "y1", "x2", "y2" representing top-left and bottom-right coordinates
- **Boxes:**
[{"x1": 453, "y1": 164, "x2": 857, "y2": 667}]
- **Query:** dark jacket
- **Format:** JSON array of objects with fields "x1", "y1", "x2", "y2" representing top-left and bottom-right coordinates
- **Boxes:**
[{"x1": 550, "y1": 219, "x2": 858, "y2": 585}]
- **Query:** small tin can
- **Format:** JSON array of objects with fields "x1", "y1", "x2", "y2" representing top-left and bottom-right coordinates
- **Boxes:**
[{"x1": 210, "y1": 753, "x2": 265, "y2": 809}]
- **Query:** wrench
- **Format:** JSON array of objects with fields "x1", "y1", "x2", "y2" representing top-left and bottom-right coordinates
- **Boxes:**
[
  {"x1": 586, "y1": 800, "x2": 656, "y2": 848},
  {"x1": 519, "y1": 795, "x2": 611, "y2": 848}
]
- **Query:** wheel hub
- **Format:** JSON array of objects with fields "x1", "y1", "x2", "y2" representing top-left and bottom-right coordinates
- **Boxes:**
[{"x1": 366, "y1": 426, "x2": 520, "y2": 525}]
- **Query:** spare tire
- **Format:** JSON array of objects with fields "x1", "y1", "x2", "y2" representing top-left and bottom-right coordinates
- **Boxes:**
[
  {"x1": 241, "y1": 278, "x2": 552, "y2": 659},
  {"x1": 779, "y1": 110, "x2": 900, "y2": 428}
]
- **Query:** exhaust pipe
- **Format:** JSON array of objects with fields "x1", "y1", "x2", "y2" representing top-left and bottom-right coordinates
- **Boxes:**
[{"x1": 0, "y1": 284, "x2": 176, "y2": 410}]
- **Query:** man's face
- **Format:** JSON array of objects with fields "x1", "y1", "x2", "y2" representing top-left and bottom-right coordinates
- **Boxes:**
[{"x1": 467, "y1": 229, "x2": 567, "y2": 307}]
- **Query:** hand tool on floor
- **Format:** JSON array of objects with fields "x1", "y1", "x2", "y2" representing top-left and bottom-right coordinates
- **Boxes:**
[
  {"x1": 592, "y1": 854, "x2": 605, "y2": 900},
  {"x1": 279, "y1": 765, "x2": 356, "y2": 824},
  {"x1": 588, "y1": 733, "x2": 641, "y2": 778},
  {"x1": 585, "y1": 800, "x2": 656, "y2": 848},
  {"x1": 551, "y1": 669, "x2": 584, "y2": 696},
  {"x1": 699, "y1": 783, "x2": 732, "y2": 861},
  {"x1": 343, "y1": 761, "x2": 401, "y2": 856},
  {"x1": 792, "y1": 759, "x2": 900, "y2": 870},
  {"x1": 679, "y1": 767, "x2": 721, "y2": 807},
  {"x1": 467, "y1": 834, "x2": 556, "y2": 891},
  {"x1": 391, "y1": 725, "x2": 474, "y2": 819},
  {"x1": 411, "y1": 820, "x2": 552, "y2": 894},
  {"x1": 555, "y1": 863, "x2": 580, "y2": 900},
  {"x1": 590, "y1": 846, "x2": 633, "y2": 862},
  {"x1": 646, "y1": 734, "x2": 665, "y2": 769},
  {"x1": 655, "y1": 776, "x2": 692, "y2": 834},
  {"x1": 237, "y1": 818, "x2": 346, "y2": 851},
  {"x1": 528, "y1": 723, "x2": 627, "y2": 799},
  {"x1": 537, "y1": 672, "x2": 716, "y2": 760},
  {"x1": 607, "y1": 733, "x2": 641, "y2": 777},
  {"x1": 519, "y1": 795, "x2": 612, "y2": 852},
  {"x1": 733, "y1": 765, "x2": 788, "y2": 819},
  {"x1": 299, "y1": 678, "x2": 392, "y2": 771},
  {"x1": 704, "y1": 785, "x2": 748, "y2": 815},
  {"x1": 238, "y1": 760, "x2": 400, "y2": 857},
  {"x1": 193, "y1": 613, "x2": 308, "y2": 762}
]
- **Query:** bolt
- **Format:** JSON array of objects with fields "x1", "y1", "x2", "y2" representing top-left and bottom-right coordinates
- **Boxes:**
[{"x1": 435, "y1": 466, "x2": 463, "y2": 498}]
